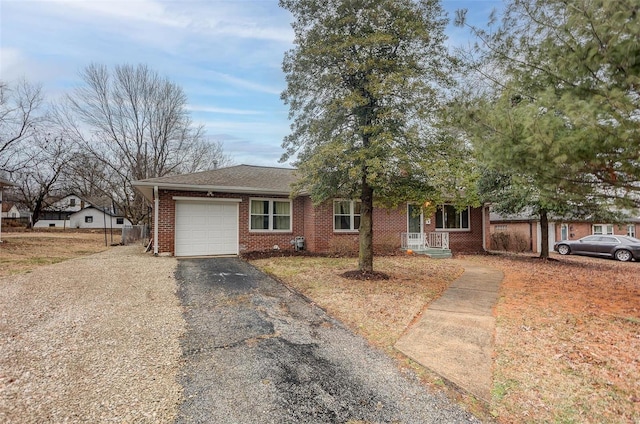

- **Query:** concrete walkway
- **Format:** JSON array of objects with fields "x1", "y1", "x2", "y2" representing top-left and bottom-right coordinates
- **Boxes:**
[{"x1": 395, "y1": 262, "x2": 504, "y2": 403}]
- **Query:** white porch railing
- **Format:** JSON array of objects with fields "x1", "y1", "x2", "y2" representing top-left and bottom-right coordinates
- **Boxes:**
[
  {"x1": 427, "y1": 232, "x2": 449, "y2": 249},
  {"x1": 401, "y1": 232, "x2": 450, "y2": 250}
]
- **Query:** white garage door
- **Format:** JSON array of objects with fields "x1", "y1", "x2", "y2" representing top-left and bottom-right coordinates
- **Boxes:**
[{"x1": 175, "y1": 200, "x2": 239, "y2": 256}]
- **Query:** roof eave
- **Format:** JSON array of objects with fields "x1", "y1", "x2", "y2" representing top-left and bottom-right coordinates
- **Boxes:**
[{"x1": 132, "y1": 181, "x2": 297, "y2": 202}]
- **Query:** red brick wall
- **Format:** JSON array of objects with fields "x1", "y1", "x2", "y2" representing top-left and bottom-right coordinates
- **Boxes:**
[
  {"x1": 555, "y1": 222, "x2": 639, "y2": 241},
  {"x1": 155, "y1": 190, "x2": 305, "y2": 255},
  {"x1": 306, "y1": 202, "x2": 406, "y2": 253},
  {"x1": 486, "y1": 221, "x2": 640, "y2": 254},
  {"x1": 302, "y1": 197, "x2": 317, "y2": 252},
  {"x1": 154, "y1": 190, "x2": 488, "y2": 255},
  {"x1": 425, "y1": 206, "x2": 486, "y2": 253},
  {"x1": 303, "y1": 202, "x2": 486, "y2": 254}
]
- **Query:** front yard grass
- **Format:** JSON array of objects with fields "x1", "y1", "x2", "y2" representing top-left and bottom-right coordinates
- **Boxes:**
[
  {"x1": 0, "y1": 231, "x2": 110, "y2": 277},
  {"x1": 250, "y1": 253, "x2": 640, "y2": 424}
]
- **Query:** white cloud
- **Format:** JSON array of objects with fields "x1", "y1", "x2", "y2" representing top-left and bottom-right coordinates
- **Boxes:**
[
  {"x1": 214, "y1": 72, "x2": 283, "y2": 95},
  {"x1": 187, "y1": 105, "x2": 264, "y2": 115},
  {"x1": 55, "y1": 0, "x2": 188, "y2": 28},
  {"x1": 0, "y1": 48, "x2": 29, "y2": 81}
]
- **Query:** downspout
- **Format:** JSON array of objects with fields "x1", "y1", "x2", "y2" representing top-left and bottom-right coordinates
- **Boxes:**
[
  {"x1": 153, "y1": 186, "x2": 159, "y2": 256},
  {"x1": 482, "y1": 204, "x2": 487, "y2": 251},
  {"x1": 0, "y1": 189, "x2": 3, "y2": 243}
]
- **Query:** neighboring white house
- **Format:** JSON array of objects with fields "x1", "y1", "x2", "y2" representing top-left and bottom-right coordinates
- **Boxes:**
[
  {"x1": 34, "y1": 194, "x2": 131, "y2": 229},
  {"x1": 52, "y1": 194, "x2": 86, "y2": 212},
  {"x1": 1, "y1": 202, "x2": 20, "y2": 219},
  {"x1": 34, "y1": 194, "x2": 87, "y2": 228},
  {"x1": 0, "y1": 177, "x2": 16, "y2": 242},
  {"x1": 69, "y1": 206, "x2": 132, "y2": 229}
]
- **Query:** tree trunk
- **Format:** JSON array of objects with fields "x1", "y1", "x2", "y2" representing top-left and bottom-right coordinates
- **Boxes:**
[
  {"x1": 30, "y1": 195, "x2": 45, "y2": 229},
  {"x1": 540, "y1": 209, "x2": 549, "y2": 259},
  {"x1": 358, "y1": 178, "x2": 374, "y2": 273}
]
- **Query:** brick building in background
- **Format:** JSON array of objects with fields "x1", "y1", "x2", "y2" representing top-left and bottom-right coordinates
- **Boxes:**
[{"x1": 490, "y1": 211, "x2": 640, "y2": 254}]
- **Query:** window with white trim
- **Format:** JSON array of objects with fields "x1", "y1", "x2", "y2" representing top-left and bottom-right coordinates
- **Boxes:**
[
  {"x1": 250, "y1": 199, "x2": 291, "y2": 231},
  {"x1": 627, "y1": 224, "x2": 636, "y2": 238},
  {"x1": 85, "y1": 216, "x2": 93, "y2": 223},
  {"x1": 592, "y1": 224, "x2": 613, "y2": 235},
  {"x1": 435, "y1": 205, "x2": 469, "y2": 230},
  {"x1": 334, "y1": 200, "x2": 360, "y2": 231}
]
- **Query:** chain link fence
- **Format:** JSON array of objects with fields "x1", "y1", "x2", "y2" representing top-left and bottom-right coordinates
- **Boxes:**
[{"x1": 121, "y1": 225, "x2": 149, "y2": 246}]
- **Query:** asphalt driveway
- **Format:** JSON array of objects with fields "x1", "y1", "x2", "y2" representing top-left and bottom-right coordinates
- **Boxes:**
[{"x1": 174, "y1": 258, "x2": 480, "y2": 424}]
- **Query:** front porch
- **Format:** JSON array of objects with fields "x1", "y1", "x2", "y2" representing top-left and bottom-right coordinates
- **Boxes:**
[{"x1": 401, "y1": 232, "x2": 452, "y2": 259}]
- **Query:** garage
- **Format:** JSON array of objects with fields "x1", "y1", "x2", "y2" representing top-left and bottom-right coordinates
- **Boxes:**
[{"x1": 174, "y1": 199, "x2": 240, "y2": 256}]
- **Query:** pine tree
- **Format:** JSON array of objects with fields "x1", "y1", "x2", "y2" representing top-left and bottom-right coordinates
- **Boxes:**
[{"x1": 280, "y1": 0, "x2": 473, "y2": 272}]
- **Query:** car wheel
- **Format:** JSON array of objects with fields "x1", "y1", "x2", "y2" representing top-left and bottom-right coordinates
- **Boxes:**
[
  {"x1": 557, "y1": 244, "x2": 570, "y2": 255},
  {"x1": 615, "y1": 249, "x2": 632, "y2": 262}
]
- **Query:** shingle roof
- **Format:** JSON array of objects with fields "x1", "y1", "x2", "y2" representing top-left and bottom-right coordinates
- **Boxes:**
[
  {"x1": 0, "y1": 177, "x2": 15, "y2": 187},
  {"x1": 2, "y1": 202, "x2": 16, "y2": 213},
  {"x1": 133, "y1": 165, "x2": 299, "y2": 201}
]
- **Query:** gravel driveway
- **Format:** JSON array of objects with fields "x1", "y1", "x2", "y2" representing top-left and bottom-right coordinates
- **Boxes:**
[
  {"x1": 175, "y1": 257, "x2": 480, "y2": 424},
  {"x1": 0, "y1": 246, "x2": 184, "y2": 423},
  {"x1": 1, "y1": 248, "x2": 481, "y2": 423}
]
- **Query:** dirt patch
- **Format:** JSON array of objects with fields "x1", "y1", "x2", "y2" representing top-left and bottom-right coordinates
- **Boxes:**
[{"x1": 341, "y1": 270, "x2": 390, "y2": 280}]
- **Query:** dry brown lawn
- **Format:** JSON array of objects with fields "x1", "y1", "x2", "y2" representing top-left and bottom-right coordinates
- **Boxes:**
[
  {"x1": 252, "y1": 255, "x2": 464, "y2": 353},
  {"x1": 0, "y1": 231, "x2": 111, "y2": 277},
  {"x1": 250, "y1": 253, "x2": 640, "y2": 424}
]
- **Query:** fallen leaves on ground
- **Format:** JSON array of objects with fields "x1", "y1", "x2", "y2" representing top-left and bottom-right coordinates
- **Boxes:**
[
  {"x1": 460, "y1": 253, "x2": 640, "y2": 424},
  {"x1": 253, "y1": 252, "x2": 640, "y2": 424},
  {"x1": 251, "y1": 255, "x2": 463, "y2": 352}
]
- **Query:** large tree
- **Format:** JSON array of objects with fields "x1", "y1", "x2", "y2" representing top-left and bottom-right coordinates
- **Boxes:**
[
  {"x1": 60, "y1": 64, "x2": 229, "y2": 223},
  {"x1": 0, "y1": 80, "x2": 44, "y2": 172},
  {"x1": 454, "y1": 0, "x2": 640, "y2": 257},
  {"x1": 280, "y1": 0, "x2": 470, "y2": 273},
  {"x1": 11, "y1": 130, "x2": 75, "y2": 226}
]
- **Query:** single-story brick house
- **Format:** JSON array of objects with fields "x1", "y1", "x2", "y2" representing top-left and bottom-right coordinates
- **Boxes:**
[
  {"x1": 133, "y1": 165, "x2": 490, "y2": 257},
  {"x1": 490, "y1": 211, "x2": 640, "y2": 253}
]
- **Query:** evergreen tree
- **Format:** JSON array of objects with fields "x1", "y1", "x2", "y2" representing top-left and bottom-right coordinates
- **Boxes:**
[
  {"x1": 454, "y1": 0, "x2": 640, "y2": 257},
  {"x1": 280, "y1": 0, "x2": 473, "y2": 272}
]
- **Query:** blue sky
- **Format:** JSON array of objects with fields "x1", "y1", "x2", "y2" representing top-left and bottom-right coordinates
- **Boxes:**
[{"x1": 1, "y1": 0, "x2": 502, "y2": 167}]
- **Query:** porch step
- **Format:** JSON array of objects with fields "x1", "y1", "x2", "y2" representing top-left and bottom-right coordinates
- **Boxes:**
[{"x1": 406, "y1": 248, "x2": 452, "y2": 259}]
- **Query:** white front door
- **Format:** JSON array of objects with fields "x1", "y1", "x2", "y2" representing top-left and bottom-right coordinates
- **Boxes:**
[{"x1": 407, "y1": 204, "x2": 423, "y2": 233}]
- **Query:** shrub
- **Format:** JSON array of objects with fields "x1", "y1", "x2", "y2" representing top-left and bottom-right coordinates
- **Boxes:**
[
  {"x1": 327, "y1": 236, "x2": 358, "y2": 257},
  {"x1": 491, "y1": 231, "x2": 531, "y2": 252},
  {"x1": 374, "y1": 235, "x2": 401, "y2": 255}
]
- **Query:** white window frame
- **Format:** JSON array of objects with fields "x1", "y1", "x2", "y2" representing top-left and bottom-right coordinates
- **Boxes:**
[
  {"x1": 592, "y1": 224, "x2": 613, "y2": 235},
  {"x1": 627, "y1": 224, "x2": 636, "y2": 238},
  {"x1": 435, "y1": 204, "x2": 470, "y2": 231},
  {"x1": 333, "y1": 200, "x2": 361, "y2": 232},
  {"x1": 249, "y1": 198, "x2": 292, "y2": 232}
]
